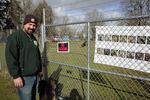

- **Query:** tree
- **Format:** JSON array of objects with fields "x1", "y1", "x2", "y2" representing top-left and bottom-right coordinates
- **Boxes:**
[
  {"x1": 58, "y1": 15, "x2": 69, "y2": 36},
  {"x1": 22, "y1": 0, "x2": 34, "y2": 15},
  {"x1": 33, "y1": 0, "x2": 53, "y2": 24},
  {"x1": 33, "y1": 0, "x2": 54, "y2": 37},
  {"x1": 121, "y1": 0, "x2": 150, "y2": 25},
  {"x1": 0, "y1": 0, "x2": 11, "y2": 30},
  {"x1": 9, "y1": 0, "x2": 23, "y2": 26},
  {"x1": 85, "y1": 9, "x2": 105, "y2": 40}
]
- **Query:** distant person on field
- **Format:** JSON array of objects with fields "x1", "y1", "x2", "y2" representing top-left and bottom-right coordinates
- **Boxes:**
[{"x1": 5, "y1": 14, "x2": 42, "y2": 100}]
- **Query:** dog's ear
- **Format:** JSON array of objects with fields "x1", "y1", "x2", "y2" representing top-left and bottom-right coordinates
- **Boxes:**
[{"x1": 50, "y1": 80, "x2": 56, "y2": 90}]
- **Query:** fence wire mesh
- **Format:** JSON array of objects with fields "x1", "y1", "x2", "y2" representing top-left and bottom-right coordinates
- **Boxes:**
[{"x1": 44, "y1": 15, "x2": 150, "y2": 100}]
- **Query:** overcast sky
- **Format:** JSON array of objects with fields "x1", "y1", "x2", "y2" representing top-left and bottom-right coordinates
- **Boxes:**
[{"x1": 43, "y1": 0, "x2": 129, "y2": 23}]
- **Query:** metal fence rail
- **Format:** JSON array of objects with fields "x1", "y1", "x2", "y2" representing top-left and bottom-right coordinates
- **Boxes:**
[{"x1": 43, "y1": 12, "x2": 150, "y2": 100}]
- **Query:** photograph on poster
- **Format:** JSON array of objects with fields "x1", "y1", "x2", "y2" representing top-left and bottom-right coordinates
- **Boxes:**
[
  {"x1": 120, "y1": 35, "x2": 127, "y2": 43},
  {"x1": 112, "y1": 35, "x2": 119, "y2": 42},
  {"x1": 97, "y1": 48, "x2": 104, "y2": 55},
  {"x1": 147, "y1": 36, "x2": 150, "y2": 44},
  {"x1": 127, "y1": 36, "x2": 136, "y2": 43},
  {"x1": 118, "y1": 50, "x2": 126, "y2": 58},
  {"x1": 144, "y1": 53, "x2": 150, "y2": 61},
  {"x1": 127, "y1": 51, "x2": 135, "y2": 59},
  {"x1": 135, "y1": 52, "x2": 144, "y2": 60},
  {"x1": 104, "y1": 35, "x2": 111, "y2": 41},
  {"x1": 111, "y1": 49, "x2": 118, "y2": 56},
  {"x1": 98, "y1": 34, "x2": 104, "y2": 41},
  {"x1": 137, "y1": 36, "x2": 146, "y2": 44},
  {"x1": 104, "y1": 49, "x2": 111, "y2": 55}
]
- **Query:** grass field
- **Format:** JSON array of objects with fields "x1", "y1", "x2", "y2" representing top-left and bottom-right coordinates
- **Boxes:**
[
  {"x1": 0, "y1": 43, "x2": 19, "y2": 100},
  {"x1": 0, "y1": 43, "x2": 7, "y2": 70},
  {"x1": 0, "y1": 41, "x2": 150, "y2": 100},
  {"x1": 0, "y1": 72, "x2": 19, "y2": 100},
  {"x1": 47, "y1": 41, "x2": 150, "y2": 100}
]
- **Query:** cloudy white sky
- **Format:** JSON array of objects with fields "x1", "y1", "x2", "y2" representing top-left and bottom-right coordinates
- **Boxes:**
[{"x1": 41, "y1": 0, "x2": 130, "y2": 23}]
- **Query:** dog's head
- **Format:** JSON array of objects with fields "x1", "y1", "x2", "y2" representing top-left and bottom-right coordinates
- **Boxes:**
[{"x1": 38, "y1": 79, "x2": 57, "y2": 100}]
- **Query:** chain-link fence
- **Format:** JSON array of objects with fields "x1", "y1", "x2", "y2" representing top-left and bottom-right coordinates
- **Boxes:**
[{"x1": 43, "y1": 13, "x2": 150, "y2": 100}]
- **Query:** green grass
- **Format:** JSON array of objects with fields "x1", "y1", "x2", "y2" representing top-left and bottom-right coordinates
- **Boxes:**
[
  {"x1": 0, "y1": 40, "x2": 150, "y2": 100},
  {"x1": 0, "y1": 43, "x2": 7, "y2": 70},
  {"x1": 0, "y1": 43, "x2": 19, "y2": 100},
  {"x1": 0, "y1": 72, "x2": 19, "y2": 100},
  {"x1": 47, "y1": 41, "x2": 150, "y2": 100}
]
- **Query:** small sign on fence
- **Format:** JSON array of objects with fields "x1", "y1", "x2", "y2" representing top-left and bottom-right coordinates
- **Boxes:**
[{"x1": 57, "y1": 41, "x2": 69, "y2": 53}]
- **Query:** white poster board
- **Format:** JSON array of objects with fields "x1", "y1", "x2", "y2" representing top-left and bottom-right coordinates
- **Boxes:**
[{"x1": 94, "y1": 26, "x2": 150, "y2": 73}]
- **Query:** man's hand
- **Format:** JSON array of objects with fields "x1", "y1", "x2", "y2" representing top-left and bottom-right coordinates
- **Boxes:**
[{"x1": 13, "y1": 77, "x2": 23, "y2": 88}]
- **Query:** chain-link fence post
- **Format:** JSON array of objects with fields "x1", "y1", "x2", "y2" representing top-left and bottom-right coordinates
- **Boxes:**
[
  {"x1": 41, "y1": 8, "x2": 48, "y2": 80},
  {"x1": 87, "y1": 22, "x2": 91, "y2": 100}
]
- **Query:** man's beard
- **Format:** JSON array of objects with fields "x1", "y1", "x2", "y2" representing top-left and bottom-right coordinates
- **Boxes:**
[{"x1": 25, "y1": 28, "x2": 35, "y2": 35}]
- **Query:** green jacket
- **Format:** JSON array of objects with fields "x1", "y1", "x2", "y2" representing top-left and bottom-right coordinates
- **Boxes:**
[{"x1": 5, "y1": 29, "x2": 42, "y2": 79}]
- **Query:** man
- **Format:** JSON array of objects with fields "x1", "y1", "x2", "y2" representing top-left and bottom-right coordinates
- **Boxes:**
[{"x1": 5, "y1": 14, "x2": 42, "y2": 100}]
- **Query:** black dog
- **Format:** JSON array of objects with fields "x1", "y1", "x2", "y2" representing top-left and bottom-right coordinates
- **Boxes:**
[{"x1": 38, "y1": 79, "x2": 57, "y2": 100}]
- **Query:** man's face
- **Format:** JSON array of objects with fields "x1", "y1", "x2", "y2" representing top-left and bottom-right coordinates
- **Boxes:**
[{"x1": 23, "y1": 22, "x2": 36, "y2": 35}]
